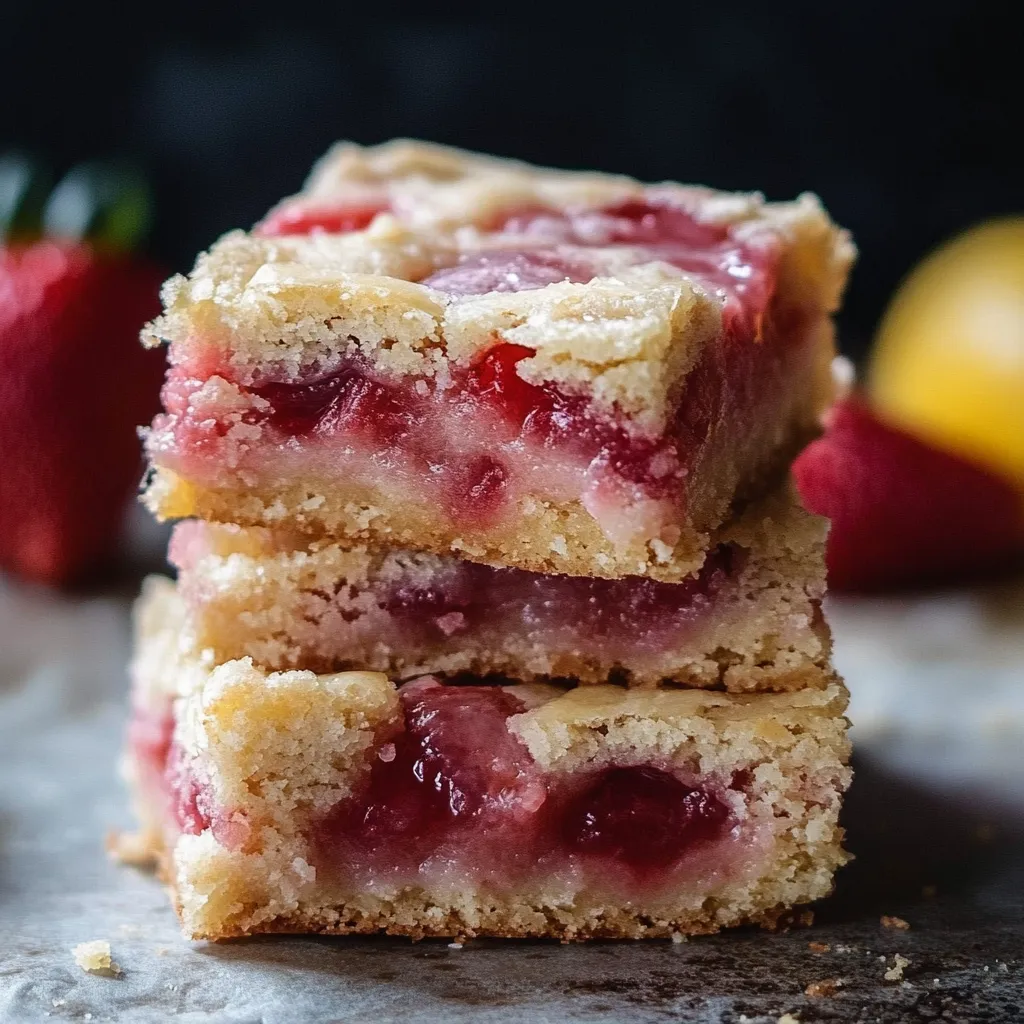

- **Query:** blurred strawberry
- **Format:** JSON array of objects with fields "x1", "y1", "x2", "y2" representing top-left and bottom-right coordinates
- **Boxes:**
[
  {"x1": 793, "y1": 398, "x2": 1024, "y2": 592},
  {"x1": 0, "y1": 159, "x2": 165, "y2": 586}
]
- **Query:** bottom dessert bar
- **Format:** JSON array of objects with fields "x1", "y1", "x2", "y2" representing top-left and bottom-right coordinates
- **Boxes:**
[{"x1": 124, "y1": 578, "x2": 851, "y2": 942}]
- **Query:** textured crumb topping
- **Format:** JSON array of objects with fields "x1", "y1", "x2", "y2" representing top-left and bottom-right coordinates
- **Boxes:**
[{"x1": 143, "y1": 140, "x2": 853, "y2": 432}]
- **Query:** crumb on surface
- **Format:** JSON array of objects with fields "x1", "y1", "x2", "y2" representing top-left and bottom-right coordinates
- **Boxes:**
[
  {"x1": 671, "y1": 932, "x2": 687, "y2": 944},
  {"x1": 880, "y1": 915, "x2": 910, "y2": 930},
  {"x1": 808, "y1": 941, "x2": 831, "y2": 953},
  {"x1": 105, "y1": 829, "x2": 157, "y2": 868},
  {"x1": 72, "y1": 940, "x2": 119, "y2": 976},
  {"x1": 804, "y1": 977, "x2": 843, "y2": 998},
  {"x1": 778, "y1": 1014, "x2": 801, "y2": 1024},
  {"x1": 884, "y1": 954, "x2": 910, "y2": 982},
  {"x1": 771, "y1": 908, "x2": 815, "y2": 934}
]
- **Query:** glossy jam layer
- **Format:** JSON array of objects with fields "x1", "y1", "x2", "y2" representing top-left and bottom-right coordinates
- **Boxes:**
[
  {"x1": 493, "y1": 201, "x2": 775, "y2": 331},
  {"x1": 127, "y1": 699, "x2": 175, "y2": 823},
  {"x1": 133, "y1": 680, "x2": 746, "y2": 900},
  {"x1": 421, "y1": 248, "x2": 595, "y2": 296},
  {"x1": 248, "y1": 341, "x2": 681, "y2": 499},
  {"x1": 314, "y1": 679, "x2": 733, "y2": 889},
  {"x1": 379, "y1": 545, "x2": 738, "y2": 653},
  {"x1": 132, "y1": 704, "x2": 249, "y2": 851},
  {"x1": 256, "y1": 200, "x2": 390, "y2": 237}
]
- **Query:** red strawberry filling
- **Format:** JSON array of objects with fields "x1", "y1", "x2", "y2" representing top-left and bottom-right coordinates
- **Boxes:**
[
  {"x1": 377, "y1": 545, "x2": 738, "y2": 655},
  {"x1": 562, "y1": 765, "x2": 728, "y2": 871},
  {"x1": 132, "y1": 679, "x2": 747, "y2": 896},
  {"x1": 493, "y1": 200, "x2": 777, "y2": 332},
  {"x1": 133, "y1": 707, "x2": 254, "y2": 852},
  {"x1": 234, "y1": 343, "x2": 686, "y2": 526},
  {"x1": 421, "y1": 248, "x2": 594, "y2": 295},
  {"x1": 315, "y1": 679, "x2": 735, "y2": 890},
  {"x1": 255, "y1": 200, "x2": 390, "y2": 237}
]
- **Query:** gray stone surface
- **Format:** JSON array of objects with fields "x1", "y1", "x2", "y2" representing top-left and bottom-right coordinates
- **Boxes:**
[{"x1": 2, "y1": 578, "x2": 1024, "y2": 1023}]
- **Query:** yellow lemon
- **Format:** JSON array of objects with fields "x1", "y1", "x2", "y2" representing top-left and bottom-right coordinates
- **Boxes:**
[{"x1": 869, "y1": 217, "x2": 1024, "y2": 488}]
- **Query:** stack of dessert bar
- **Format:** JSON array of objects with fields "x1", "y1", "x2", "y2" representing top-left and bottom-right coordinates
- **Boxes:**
[{"x1": 125, "y1": 141, "x2": 856, "y2": 941}]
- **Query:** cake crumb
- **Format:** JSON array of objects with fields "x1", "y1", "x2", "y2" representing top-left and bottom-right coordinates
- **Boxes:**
[
  {"x1": 804, "y1": 978, "x2": 842, "y2": 998},
  {"x1": 884, "y1": 954, "x2": 910, "y2": 981},
  {"x1": 650, "y1": 537, "x2": 673, "y2": 562},
  {"x1": 778, "y1": 1014, "x2": 801, "y2": 1024},
  {"x1": 808, "y1": 941, "x2": 831, "y2": 953},
  {"x1": 72, "y1": 940, "x2": 120, "y2": 976},
  {"x1": 880, "y1": 915, "x2": 910, "y2": 930},
  {"x1": 105, "y1": 829, "x2": 156, "y2": 868},
  {"x1": 671, "y1": 932, "x2": 687, "y2": 944}
]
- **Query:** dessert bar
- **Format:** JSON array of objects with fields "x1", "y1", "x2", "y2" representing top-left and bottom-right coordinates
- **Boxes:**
[
  {"x1": 143, "y1": 141, "x2": 853, "y2": 580},
  {"x1": 170, "y1": 485, "x2": 829, "y2": 691},
  {"x1": 126, "y1": 577, "x2": 851, "y2": 941}
]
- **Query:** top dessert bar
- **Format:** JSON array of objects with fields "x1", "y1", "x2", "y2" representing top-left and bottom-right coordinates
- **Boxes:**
[{"x1": 143, "y1": 141, "x2": 854, "y2": 580}]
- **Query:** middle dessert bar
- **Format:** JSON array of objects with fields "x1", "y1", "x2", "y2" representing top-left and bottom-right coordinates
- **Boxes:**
[
  {"x1": 170, "y1": 487, "x2": 830, "y2": 692},
  {"x1": 143, "y1": 141, "x2": 853, "y2": 581}
]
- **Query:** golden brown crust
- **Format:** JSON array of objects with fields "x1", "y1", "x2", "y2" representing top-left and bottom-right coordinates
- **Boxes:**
[{"x1": 172, "y1": 886, "x2": 810, "y2": 942}]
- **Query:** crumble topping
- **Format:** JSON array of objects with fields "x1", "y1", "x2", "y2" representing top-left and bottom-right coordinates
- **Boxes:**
[{"x1": 144, "y1": 141, "x2": 853, "y2": 433}]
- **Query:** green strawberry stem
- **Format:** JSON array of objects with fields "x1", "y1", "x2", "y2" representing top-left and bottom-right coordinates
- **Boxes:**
[
  {"x1": 0, "y1": 152, "x2": 52, "y2": 243},
  {"x1": 43, "y1": 161, "x2": 152, "y2": 252}
]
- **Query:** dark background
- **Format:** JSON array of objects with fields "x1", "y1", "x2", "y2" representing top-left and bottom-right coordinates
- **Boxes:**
[{"x1": 3, "y1": 2, "x2": 1021, "y2": 359}]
